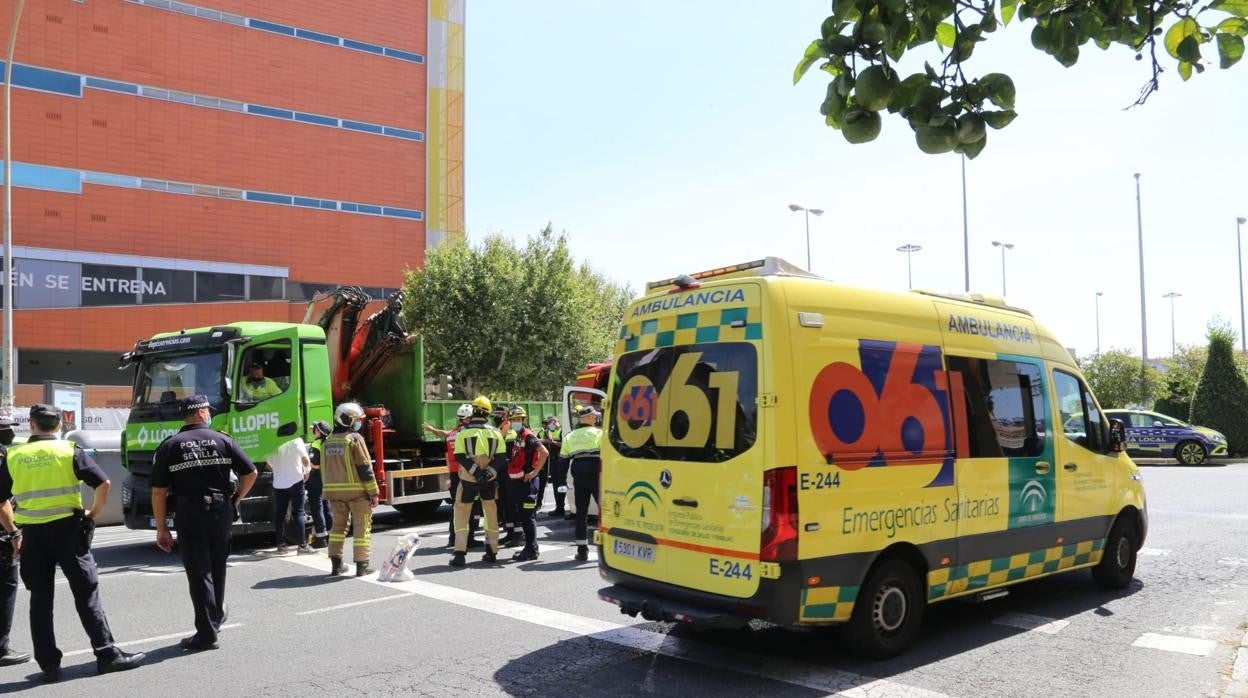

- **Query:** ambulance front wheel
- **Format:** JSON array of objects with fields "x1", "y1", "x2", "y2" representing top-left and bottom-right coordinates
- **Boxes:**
[
  {"x1": 1093, "y1": 517, "x2": 1138, "y2": 590},
  {"x1": 842, "y1": 557, "x2": 925, "y2": 658}
]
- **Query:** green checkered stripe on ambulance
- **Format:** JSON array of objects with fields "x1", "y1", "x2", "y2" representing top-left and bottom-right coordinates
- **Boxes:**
[
  {"x1": 927, "y1": 538, "x2": 1105, "y2": 600},
  {"x1": 799, "y1": 585, "x2": 859, "y2": 622},
  {"x1": 617, "y1": 308, "x2": 762, "y2": 354}
]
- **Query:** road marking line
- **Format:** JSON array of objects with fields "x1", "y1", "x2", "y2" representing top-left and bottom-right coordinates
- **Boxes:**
[
  {"x1": 991, "y1": 612, "x2": 1070, "y2": 635},
  {"x1": 296, "y1": 593, "x2": 415, "y2": 616},
  {"x1": 55, "y1": 569, "x2": 182, "y2": 585},
  {"x1": 1234, "y1": 647, "x2": 1248, "y2": 681},
  {"x1": 63, "y1": 623, "x2": 242, "y2": 657},
  {"x1": 278, "y1": 555, "x2": 952, "y2": 697},
  {"x1": 1138, "y1": 548, "x2": 1170, "y2": 556},
  {"x1": 1131, "y1": 633, "x2": 1217, "y2": 656}
]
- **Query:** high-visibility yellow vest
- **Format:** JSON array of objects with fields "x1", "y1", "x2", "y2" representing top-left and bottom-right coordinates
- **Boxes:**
[
  {"x1": 7, "y1": 439, "x2": 83, "y2": 525},
  {"x1": 454, "y1": 422, "x2": 505, "y2": 469},
  {"x1": 563, "y1": 426, "x2": 602, "y2": 457}
]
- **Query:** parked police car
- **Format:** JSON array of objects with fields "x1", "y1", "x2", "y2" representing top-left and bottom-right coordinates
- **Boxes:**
[{"x1": 1103, "y1": 408, "x2": 1227, "y2": 465}]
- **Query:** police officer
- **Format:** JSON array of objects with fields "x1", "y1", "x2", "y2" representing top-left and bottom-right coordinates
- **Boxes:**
[
  {"x1": 0, "y1": 404, "x2": 145, "y2": 681},
  {"x1": 539, "y1": 416, "x2": 566, "y2": 517},
  {"x1": 449, "y1": 396, "x2": 504, "y2": 567},
  {"x1": 151, "y1": 394, "x2": 258, "y2": 652},
  {"x1": 322, "y1": 403, "x2": 378, "y2": 577},
  {"x1": 564, "y1": 405, "x2": 603, "y2": 562},
  {"x1": 504, "y1": 406, "x2": 547, "y2": 562},
  {"x1": 0, "y1": 416, "x2": 28, "y2": 668},
  {"x1": 306, "y1": 420, "x2": 333, "y2": 549}
]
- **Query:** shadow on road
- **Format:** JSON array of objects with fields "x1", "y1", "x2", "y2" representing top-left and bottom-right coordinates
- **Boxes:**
[{"x1": 492, "y1": 567, "x2": 1143, "y2": 696}]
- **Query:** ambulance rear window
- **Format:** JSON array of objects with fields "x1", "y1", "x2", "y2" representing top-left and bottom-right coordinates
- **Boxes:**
[{"x1": 609, "y1": 342, "x2": 758, "y2": 462}]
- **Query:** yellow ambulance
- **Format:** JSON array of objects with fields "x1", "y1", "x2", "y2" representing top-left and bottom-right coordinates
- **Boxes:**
[{"x1": 592, "y1": 258, "x2": 1147, "y2": 657}]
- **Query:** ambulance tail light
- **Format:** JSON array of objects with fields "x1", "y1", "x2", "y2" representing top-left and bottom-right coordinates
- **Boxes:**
[{"x1": 760, "y1": 466, "x2": 798, "y2": 562}]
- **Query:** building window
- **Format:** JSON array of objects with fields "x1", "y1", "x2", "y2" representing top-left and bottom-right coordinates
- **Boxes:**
[
  {"x1": 80, "y1": 264, "x2": 140, "y2": 306},
  {"x1": 196, "y1": 272, "x2": 245, "y2": 302},
  {"x1": 249, "y1": 275, "x2": 284, "y2": 301},
  {"x1": 140, "y1": 268, "x2": 196, "y2": 304},
  {"x1": 18, "y1": 349, "x2": 130, "y2": 386}
]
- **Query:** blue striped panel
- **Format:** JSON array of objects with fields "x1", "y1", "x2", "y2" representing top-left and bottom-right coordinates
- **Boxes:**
[
  {"x1": 342, "y1": 120, "x2": 384, "y2": 134},
  {"x1": 383, "y1": 208, "x2": 423, "y2": 220},
  {"x1": 294, "y1": 112, "x2": 338, "y2": 126},
  {"x1": 247, "y1": 104, "x2": 294, "y2": 119},
  {"x1": 84, "y1": 77, "x2": 139, "y2": 94},
  {"x1": 248, "y1": 18, "x2": 294, "y2": 35},
  {"x1": 382, "y1": 127, "x2": 424, "y2": 141},
  {"x1": 343, "y1": 39, "x2": 384, "y2": 55},
  {"x1": 383, "y1": 48, "x2": 425, "y2": 64},
  {"x1": 296, "y1": 28, "x2": 339, "y2": 45},
  {"x1": 245, "y1": 191, "x2": 293, "y2": 205}
]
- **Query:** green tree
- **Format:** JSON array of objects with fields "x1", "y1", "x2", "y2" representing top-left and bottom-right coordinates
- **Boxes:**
[
  {"x1": 1083, "y1": 349, "x2": 1164, "y2": 409},
  {"x1": 793, "y1": 0, "x2": 1247, "y2": 156},
  {"x1": 1154, "y1": 344, "x2": 1207, "y2": 418},
  {"x1": 403, "y1": 225, "x2": 630, "y2": 399},
  {"x1": 1190, "y1": 323, "x2": 1248, "y2": 454}
]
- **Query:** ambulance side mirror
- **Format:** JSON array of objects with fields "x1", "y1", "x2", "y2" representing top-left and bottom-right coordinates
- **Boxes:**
[{"x1": 1108, "y1": 419, "x2": 1127, "y2": 453}]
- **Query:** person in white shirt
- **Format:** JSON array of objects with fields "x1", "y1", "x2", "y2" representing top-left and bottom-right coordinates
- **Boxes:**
[{"x1": 267, "y1": 436, "x2": 312, "y2": 555}]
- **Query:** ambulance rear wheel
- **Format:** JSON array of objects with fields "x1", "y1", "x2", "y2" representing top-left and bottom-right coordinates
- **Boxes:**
[
  {"x1": 1175, "y1": 440, "x2": 1206, "y2": 466},
  {"x1": 1092, "y1": 517, "x2": 1138, "y2": 589},
  {"x1": 843, "y1": 557, "x2": 925, "y2": 658}
]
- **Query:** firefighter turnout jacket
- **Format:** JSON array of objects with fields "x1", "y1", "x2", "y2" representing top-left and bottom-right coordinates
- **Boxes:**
[{"x1": 321, "y1": 430, "x2": 378, "y2": 499}]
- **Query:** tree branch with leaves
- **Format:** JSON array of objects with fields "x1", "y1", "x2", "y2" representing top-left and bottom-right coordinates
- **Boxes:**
[{"x1": 794, "y1": 0, "x2": 1246, "y2": 156}]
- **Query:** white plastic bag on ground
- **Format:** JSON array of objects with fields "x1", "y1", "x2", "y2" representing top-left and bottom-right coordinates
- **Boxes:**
[{"x1": 378, "y1": 533, "x2": 419, "y2": 582}]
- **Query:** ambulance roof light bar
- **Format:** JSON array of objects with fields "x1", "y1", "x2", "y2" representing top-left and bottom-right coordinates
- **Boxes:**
[{"x1": 647, "y1": 257, "x2": 820, "y2": 292}]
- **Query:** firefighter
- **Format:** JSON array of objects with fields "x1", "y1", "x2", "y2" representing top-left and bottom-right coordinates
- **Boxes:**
[
  {"x1": 504, "y1": 406, "x2": 548, "y2": 562},
  {"x1": 539, "y1": 416, "x2": 566, "y2": 517},
  {"x1": 564, "y1": 405, "x2": 603, "y2": 561},
  {"x1": 493, "y1": 406, "x2": 515, "y2": 545},
  {"x1": 3, "y1": 404, "x2": 146, "y2": 680},
  {"x1": 152, "y1": 395, "x2": 258, "y2": 653},
  {"x1": 449, "y1": 396, "x2": 504, "y2": 567},
  {"x1": 423, "y1": 404, "x2": 479, "y2": 548},
  {"x1": 306, "y1": 421, "x2": 333, "y2": 549},
  {"x1": 322, "y1": 403, "x2": 378, "y2": 577}
]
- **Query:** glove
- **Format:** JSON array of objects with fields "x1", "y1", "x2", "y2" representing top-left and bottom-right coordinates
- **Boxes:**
[{"x1": 482, "y1": 466, "x2": 498, "y2": 483}]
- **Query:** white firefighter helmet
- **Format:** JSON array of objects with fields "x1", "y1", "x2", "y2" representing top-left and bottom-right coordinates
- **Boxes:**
[
  {"x1": 334, "y1": 402, "x2": 366, "y2": 428},
  {"x1": 455, "y1": 403, "x2": 473, "y2": 419}
]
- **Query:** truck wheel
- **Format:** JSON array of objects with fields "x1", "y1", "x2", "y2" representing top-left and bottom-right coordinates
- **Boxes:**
[
  {"x1": 1092, "y1": 517, "x2": 1138, "y2": 589},
  {"x1": 395, "y1": 501, "x2": 444, "y2": 521},
  {"x1": 1175, "y1": 440, "x2": 1206, "y2": 466},
  {"x1": 842, "y1": 558, "x2": 925, "y2": 658}
]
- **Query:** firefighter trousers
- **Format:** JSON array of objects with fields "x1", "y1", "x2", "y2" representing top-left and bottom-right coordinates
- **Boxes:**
[
  {"x1": 453, "y1": 474, "x2": 499, "y2": 554},
  {"x1": 328, "y1": 496, "x2": 373, "y2": 562}
]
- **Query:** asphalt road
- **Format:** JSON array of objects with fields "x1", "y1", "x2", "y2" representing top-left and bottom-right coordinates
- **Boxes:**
[{"x1": 2, "y1": 460, "x2": 1247, "y2": 697}]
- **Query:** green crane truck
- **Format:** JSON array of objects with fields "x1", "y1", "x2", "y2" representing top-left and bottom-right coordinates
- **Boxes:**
[{"x1": 118, "y1": 287, "x2": 559, "y2": 536}]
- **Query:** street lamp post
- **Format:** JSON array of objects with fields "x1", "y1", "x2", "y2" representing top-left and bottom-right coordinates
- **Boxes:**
[
  {"x1": 787, "y1": 204, "x2": 824, "y2": 272},
  {"x1": 1237, "y1": 216, "x2": 1247, "y2": 353},
  {"x1": 2, "y1": 0, "x2": 28, "y2": 415},
  {"x1": 896, "y1": 244, "x2": 921, "y2": 289},
  {"x1": 1095, "y1": 291, "x2": 1103, "y2": 356},
  {"x1": 991, "y1": 240, "x2": 1013, "y2": 296},
  {"x1": 1163, "y1": 292, "x2": 1181, "y2": 356},
  {"x1": 1135, "y1": 173, "x2": 1148, "y2": 362}
]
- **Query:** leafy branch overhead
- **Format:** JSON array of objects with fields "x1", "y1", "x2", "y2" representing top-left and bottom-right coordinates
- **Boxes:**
[{"x1": 793, "y1": 0, "x2": 1247, "y2": 156}]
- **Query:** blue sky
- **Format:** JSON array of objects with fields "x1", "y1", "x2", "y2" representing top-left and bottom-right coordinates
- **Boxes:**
[{"x1": 464, "y1": 0, "x2": 1246, "y2": 359}]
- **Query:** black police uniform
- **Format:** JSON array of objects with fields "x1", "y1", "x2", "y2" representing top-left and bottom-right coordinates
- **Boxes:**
[
  {"x1": 0, "y1": 404, "x2": 142, "y2": 679},
  {"x1": 0, "y1": 422, "x2": 28, "y2": 666},
  {"x1": 150, "y1": 410, "x2": 257, "y2": 645}
]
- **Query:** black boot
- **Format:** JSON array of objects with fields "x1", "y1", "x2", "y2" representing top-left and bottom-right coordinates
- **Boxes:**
[
  {"x1": 330, "y1": 556, "x2": 344, "y2": 576},
  {"x1": 575, "y1": 545, "x2": 589, "y2": 561},
  {"x1": 482, "y1": 548, "x2": 498, "y2": 563},
  {"x1": 355, "y1": 561, "x2": 375, "y2": 577},
  {"x1": 449, "y1": 551, "x2": 466, "y2": 567},
  {"x1": 97, "y1": 649, "x2": 146, "y2": 674},
  {"x1": 511, "y1": 546, "x2": 539, "y2": 562}
]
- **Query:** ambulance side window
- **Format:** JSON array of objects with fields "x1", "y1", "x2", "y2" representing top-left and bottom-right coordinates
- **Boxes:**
[
  {"x1": 947, "y1": 356, "x2": 1046, "y2": 458},
  {"x1": 1054, "y1": 370, "x2": 1110, "y2": 453}
]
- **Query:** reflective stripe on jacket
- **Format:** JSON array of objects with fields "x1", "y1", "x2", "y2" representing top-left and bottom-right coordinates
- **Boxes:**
[{"x1": 7, "y1": 440, "x2": 83, "y2": 525}]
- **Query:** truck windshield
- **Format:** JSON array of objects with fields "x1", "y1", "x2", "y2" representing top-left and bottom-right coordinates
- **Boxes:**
[
  {"x1": 609, "y1": 342, "x2": 758, "y2": 463},
  {"x1": 132, "y1": 351, "x2": 225, "y2": 409}
]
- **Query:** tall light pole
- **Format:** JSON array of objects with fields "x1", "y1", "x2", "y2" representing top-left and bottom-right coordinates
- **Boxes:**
[
  {"x1": 1163, "y1": 292, "x2": 1181, "y2": 356},
  {"x1": 896, "y1": 244, "x2": 921, "y2": 289},
  {"x1": 1135, "y1": 173, "x2": 1148, "y2": 362},
  {"x1": 788, "y1": 204, "x2": 823, "y2": 272},
  {"x1": 1095, "y1": 291, "x2": 1103, "y2": 356},
  {"x1": 1237, "y1": 216, "x2": 1246, "y2": 353},
  {"x1": 991, "y1": 240, "x2": 1013, "y2": 296},
  {"x1": 2, "y1": 0, "x2": 28, "y2": 416},
  {"x1": 961, "y1": 156, "x2": 970, "y2": 292}
]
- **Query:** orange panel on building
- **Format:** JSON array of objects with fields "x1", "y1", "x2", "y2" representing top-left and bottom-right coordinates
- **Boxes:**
[{"x1": 0, "y1": 0, "x2": 436, "y2": 405}]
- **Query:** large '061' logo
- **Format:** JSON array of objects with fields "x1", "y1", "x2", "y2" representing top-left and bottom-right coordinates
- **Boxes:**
[{"x1": 808, "y1": 340, "x2": 954, "y2": 487}]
